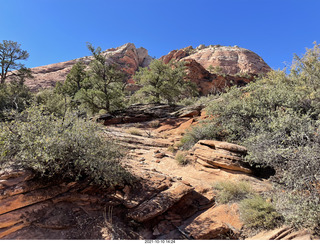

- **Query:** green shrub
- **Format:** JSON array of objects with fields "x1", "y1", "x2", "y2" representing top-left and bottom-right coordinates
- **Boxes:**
[
  {"x1": 35, "y1": 89, "x2": 72, "y2": 117},
  {"x1": 167, "y1": 145, "x2": 176, "y2": 153},
  {"x1": 239, "y1": 195, "x2": 283, "y2": 229},
  {"x1": 0, "y1": 106, "x2": 133, "y2": 187},
  {"x1": 272, "y1": 189, "x2": 320, "y2": 230},
  {"x1": 179, "y1": 121, "x2": 221, "y2": 150},
  {"x1": 178, "y1": 94, "x2": 219, "y2": 106},
  {"x1": 213, "y1": 180, "x2": 253, "y2": 204},
  {"x1": 175, "y1": 151, "x2": 189, "y2": 166},
  {"x1": 0, "y1": 82, "x2": 32, "y2": 119}
]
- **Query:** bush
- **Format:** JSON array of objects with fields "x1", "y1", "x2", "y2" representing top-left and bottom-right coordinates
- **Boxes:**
[
  {"x1": 0, "y1": 106, "x2": 133, "y2": 187},
  {"x1": 239, "y1": 195, "x2": 283, "y2": 229},
  {"x1": 0, "y1": 82, "x2": 32, "y2": 119},
  {"x1": 149, "y1": 120, "x2": 160, "y2": 128},
  {"x1": 175, "y1": 151, "x2": 189, "y2": 166},
  {"x1": 213, "y1": 180, "x2": 253, "y2": 204},
  {"x1": 126, "y1": 127, "x2": 143, "y2": 136},
  {"x1": 179, "y1": 121, "x2": 222, "y2": 150},
  {"x1": 272, "y1": 188, "x2": 320, "y2": 230},
  {"x1": 35, "y1": 89, "x2": 71, "y2": 117}
]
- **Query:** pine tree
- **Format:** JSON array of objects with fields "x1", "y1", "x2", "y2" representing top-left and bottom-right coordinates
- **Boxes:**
[{"x1": 133, "y1": 59, "x2": 197, "y2": 104}]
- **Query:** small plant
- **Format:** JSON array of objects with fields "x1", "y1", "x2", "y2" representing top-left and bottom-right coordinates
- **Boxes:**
[
  {"x1": 179, "y1": 122, "x2": 222, "y2": 150},
  {"x1": 213, "y1": 180, "x2": 253, "y2": 204},
  {"x1": 175, "y1": 151, "x2": 190, "y2": 166},
  {"x1": 126, "y1": 127, "x2": 143, "y2": 136},
  {"x1": 239, "y1": 195, "x2": 283, "y2": 229},
  {"x1": 149, "y1": 120, "x2": 160, "y2": 128},
  {"x1": 167, "y1": 145, "x2": 176, "y2": 153}
]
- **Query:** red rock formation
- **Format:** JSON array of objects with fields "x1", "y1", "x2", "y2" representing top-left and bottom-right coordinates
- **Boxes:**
[
  {"x1": 159, "y1": 45, "x2": 272, "y2": 95},
  {"x1": 183, "y1": 58, "x2": 253, "y2": 95},
  {"x1": 21, "y1": 43, "x2": 271, "y2": 95},
  {"x1": 160, "y1": 44, "x2": 271, "y2": 76},
  {"x1": 160, "y1": 46, "x2": 193, "y2": 64},
  {"x1": 23, "y1": 43, "x2": 153, "y2": 91}
]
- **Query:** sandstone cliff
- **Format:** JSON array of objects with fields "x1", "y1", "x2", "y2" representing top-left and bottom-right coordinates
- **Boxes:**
[
  {"x1": 160, "y1": 44, "x2": 271, "y2": 95},
  {"x1": 160, "y1": 44, "x2": 271, "y2": 76},
  {"x1": 23, "y1": 43, "x2": 153, "y2": 91},
  {"x1": 22, "y1": 43, "x2": 270, "y2": 95}
]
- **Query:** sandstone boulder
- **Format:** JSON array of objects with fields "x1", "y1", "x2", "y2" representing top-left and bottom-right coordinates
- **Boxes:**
[
  {"x1": 182, "y1": 203, "x2": 242, "y2": 239},
  {"x1": 190, "y1": 140, "x2": 252, "y2": 174},
  {"x1": 127, "y1": 182, "x2": 193, "y2": 222}
]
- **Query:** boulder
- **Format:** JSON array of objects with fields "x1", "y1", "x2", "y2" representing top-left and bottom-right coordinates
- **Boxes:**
[
  {"x1": 183, "y1": 203, "x2": 242, "y2": 239},
  {"x1": 127, "y1": 182, "x2": 193, "y2": 222},
  {"x1": 190, "y1": 140, "x2": 252, "y2": 174}
]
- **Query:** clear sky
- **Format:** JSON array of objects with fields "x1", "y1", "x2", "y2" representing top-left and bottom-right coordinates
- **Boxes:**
[{"x1": 1, "y1": 0, "x2": 319, "y2": 70}]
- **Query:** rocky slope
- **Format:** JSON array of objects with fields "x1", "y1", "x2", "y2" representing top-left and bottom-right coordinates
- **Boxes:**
[
  {"x1": 0, "y1": 104, "x2": 316, "y2": 240},
  {"x1": 23, "y1": 43, "x2": 153, "y2": 91}
]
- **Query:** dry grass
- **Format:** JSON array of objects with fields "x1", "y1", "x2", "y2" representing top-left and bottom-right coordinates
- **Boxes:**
[{"x1": 126, "y1": 127, "x2": 143, "y2": 136}]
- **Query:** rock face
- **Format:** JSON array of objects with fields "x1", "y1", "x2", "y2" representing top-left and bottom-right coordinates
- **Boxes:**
[
  {"x1": 182, "y1": 203, "x2": 243, "y2": 239},
  {"x1": 23, "y1": 43, "x2": 153, "y2": 91},
  {"x1": 160, "y1": 45, "x2": 271, "y2": 95},
  {"x1": 160, "y1": 44, "x2": 271, "y2": 76},
  {"x1": 0, "y1": 168, "x2": 115, "y2": 239},
  {"x1": 184, "y1": 58, "x2": 253, "y2": 95},
  {"x1": 21, "y1": 43, "x2": 271, "y2": 95},
  {"x1": 97, "y1": 103, "x2": 203, "y2": 125}
]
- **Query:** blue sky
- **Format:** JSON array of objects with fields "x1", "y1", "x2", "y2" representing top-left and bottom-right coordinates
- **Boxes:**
[{"x1": 1, "y1": 0, "x2": 319, "y2": 70}]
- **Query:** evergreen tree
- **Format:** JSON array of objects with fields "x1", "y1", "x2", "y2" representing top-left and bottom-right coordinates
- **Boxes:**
[
  {"x1": 0, "y1": 40, "x2": 29, "y2": 84},
  {"x1": 133, "y1": 59, "x2": 198, "y2": 104},
  {"x1": 59, "y1": 61, "x2": 86, "y2": 97},
  {"x1": 75, "y1": 43, "x2": 126, "y2": 113}
]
